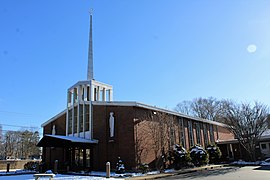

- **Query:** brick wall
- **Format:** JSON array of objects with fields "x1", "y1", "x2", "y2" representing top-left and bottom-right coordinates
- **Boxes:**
[
  {"x1": 41, "y1": 104, "x2": 235, "y2": 171},
  {"x1": 184, "y1": 122, "x2": 189, "y2": 148},
  {"x1": 92, "y1": 105, "x2": 136, "y2": 171},
  {"x1": 43, "y1": 114, "x2": 66, "y2": 135},
  {"x1": 134, "y1": 118, "x2": 156, "y2": 167},
  {"x1": 217, "y1": 126, "x2": 234, "y2": 140}
]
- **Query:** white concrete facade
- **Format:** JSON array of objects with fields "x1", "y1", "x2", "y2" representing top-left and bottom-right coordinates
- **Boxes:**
[{"x1": 66, "y1": 79, "x2": 113, "y2": 139}]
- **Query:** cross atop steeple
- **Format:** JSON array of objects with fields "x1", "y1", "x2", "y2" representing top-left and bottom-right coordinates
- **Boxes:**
[{"x1": 87, "y1": 9, "x2": 94, "y2": 80}]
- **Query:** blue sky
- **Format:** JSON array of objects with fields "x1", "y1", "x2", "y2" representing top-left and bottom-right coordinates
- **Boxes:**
[{"x1": 1, "y1": 0, "x2": 270, "y2": 132}]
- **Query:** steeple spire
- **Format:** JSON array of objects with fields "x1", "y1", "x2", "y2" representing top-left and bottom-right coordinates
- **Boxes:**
[{"x1": 87, "y1": 10, "x2": 94, "y2": 80}]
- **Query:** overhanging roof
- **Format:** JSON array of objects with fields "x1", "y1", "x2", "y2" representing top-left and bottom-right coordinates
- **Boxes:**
[
  {"x1": 216, "y1": 139, "x2": 239, "y2": 144},
  {"x1": 37, "y1": 135, "x2": 98, "y2": 147}
]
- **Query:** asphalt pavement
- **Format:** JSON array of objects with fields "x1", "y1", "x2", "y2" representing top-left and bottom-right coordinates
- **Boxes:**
[{"x1": 158, "y1": 166, "x2": 270, "y2": 180}]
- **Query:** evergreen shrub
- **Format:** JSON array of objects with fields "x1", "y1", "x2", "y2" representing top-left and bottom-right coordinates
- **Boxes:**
[
  {"x1": 170, "y1": 144, "x2": 191, "y2": 170},
  {"x1": 189, "y1": 145, "x2": 209, "y2": 166},
  {"x1": 116, "y1": 157, "x2": 125, "y2": 174},
  {"x1": 206, "y1": 144, "x2": 222, "y2": 164}
]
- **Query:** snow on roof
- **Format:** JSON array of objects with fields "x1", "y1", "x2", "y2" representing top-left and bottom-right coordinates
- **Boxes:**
[
  {"x1": 262, "y1": 129, "x2": 270, "y2": 137},
  {"x1": 44, "y1": 134, "x2": 98, "y2": 144},
  {"x1": 190, "y1": 145, "x2": 207, "y2": 154}
]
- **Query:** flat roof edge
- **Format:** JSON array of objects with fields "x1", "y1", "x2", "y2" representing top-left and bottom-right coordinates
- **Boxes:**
[
  {"x1": 41, "y1": 101, "x2": 228, "y2": 128},
  {"x1": 93, "y1": 101, "x2": 228, "y2": 127}
]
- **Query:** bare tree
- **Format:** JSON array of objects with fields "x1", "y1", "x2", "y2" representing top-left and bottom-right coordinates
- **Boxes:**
[
  {"x1": 175, "y1": 97, "x2": 224, "y2": 122},
  {"x1": 0, "y1": 139, "x2": 4, "y2": 159},
  {"x1": 3, "y1": 130, "x2": 40, "y2": 159},
  {"x1": 176, "y1": 97, "x2": 270, "y2": 160},
  {"x1": 221, "y1": 101, "x2": 269, "y2": 161},
  {"x1": 175, "y1": 101, "x2": 193, "y2": 116},
  {"x1": 138, "y1": 110, "x2": 175, "y2": 170},
  {"x1": 134, "y1": 118, "x2": 151, "y2": 166},
  {"x1": 20, "y1": 130, "x2": 40, "y2": 159}
]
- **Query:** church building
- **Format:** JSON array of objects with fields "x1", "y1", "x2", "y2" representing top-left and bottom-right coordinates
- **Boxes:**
[{"x1": 37, "y1": 13, "x2": 234, "y2": 172}]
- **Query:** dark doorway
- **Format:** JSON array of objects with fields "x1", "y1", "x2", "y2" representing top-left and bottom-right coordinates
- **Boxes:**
[{"x1": 70, "y1": 147, "x2": 92, "y2": 172}]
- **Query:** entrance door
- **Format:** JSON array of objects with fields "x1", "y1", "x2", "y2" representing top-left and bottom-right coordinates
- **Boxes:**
[{"x1": 70, "y1": 148, "x2": 92, "y2": 171}]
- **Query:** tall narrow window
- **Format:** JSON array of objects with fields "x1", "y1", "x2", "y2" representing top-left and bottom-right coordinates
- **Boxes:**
[
  {"x1": 85, "y1": 105, "x2": 90, "y2": 131},
  {"x1": 74, "y1": 88, "x2": 78, "y2": 103},
  {"x1": 74, "y1": 148, "x2": 84, "y2": 167},
  {"x1": 203, "y1": 124, "x2": 209, "y2": 146},
  {"x1": 81, "y1": 87, "x2": 84, "y2": 101},
  {"x1": 74, "y1": 107, "x2": 78, "y2": 133},
  {"x1": 179, "y1": 118, "x2": 185, "y2": 148},
  {"x1": 195, "y1": 122, "x2": 201, "y2": 145},
  {"x1": 209, "y1": 124, "x2": 214, "y2": 143},
  {"x1": 87, "y1": 86, "x2": 90, "y2": 101},
  {"x1": 79, "y1": 105, "x2": 83, "y2": 132},
  {"x1": 94, "y1": 87, "x2": 97, "y2": 101},
  {"x1": 169, "y1": 122, "x2": 175, "y2": 147},
  {"x1": 86, "y1": 149, "x2": 91, "y2": 168},
  {"x1": 68, "y1": 92, "x2": 72, "y2": 106},
  {"x1": 188, "y1": 120, "x2": 194, "y2": 147},
  {"x1": 68, "y1": 109, "x2": 72, "y2": 134}
]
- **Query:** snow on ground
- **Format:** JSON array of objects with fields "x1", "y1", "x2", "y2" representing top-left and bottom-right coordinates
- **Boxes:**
[
  {"x1": 68, "y1": 169, "x2": 176, "y2": 177},
  {"x1": 0, "y1": 174, "x2": 123, "y2": 180},
  {"x1": 1, "y1": 161, "x2": 270, "y2": 180},
  {"x1": 0, "y1": 170, "x2": 35, "y2": 175},
  {"x1": 0, "y1": 169, "x2": 177, "y2": 180},
  {"x1": 0, "y1": 170, "x2": 124, "y2": 180},
  {"x1": 231, "y1": 160, "x2": 261, "y2": 165},
  {"x1": 231, "y1": 159, "x2": 270, "y2": 166},
  {"x1": 260, "y1": 161, "x2": 270, "y2": 166}
]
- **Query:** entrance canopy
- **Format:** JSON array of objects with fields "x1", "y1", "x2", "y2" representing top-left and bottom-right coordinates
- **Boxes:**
[{"x1": 37, "y1": 134, "x2": 98, "y2": 147}]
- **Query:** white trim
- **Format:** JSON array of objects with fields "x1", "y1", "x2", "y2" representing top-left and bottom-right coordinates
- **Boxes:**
[
  {"x1": 42, "y1": 101, "x2": 229, "y2": 128},
  {"x1": 91, "y1": 80, "x2": 113, "y2": 90},
  {"x1": 41, "y1": 110, "x2": 66, "y2": 127},
  {"x1": 92, "y1": 101, "x2": 228, "y2": 127},
  {"x1": 68, "y1": 80, "x2": 113, "y2": 91},
  {"x1": 43, "y1": 134, "x2": 98, "y2": 143},
  {"x1": 68, "y1": 81, "x2": 90, "y2": 91}
]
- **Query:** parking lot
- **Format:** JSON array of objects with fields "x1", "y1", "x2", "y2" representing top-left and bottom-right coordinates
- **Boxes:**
[{"x1": 159, "y1": 166, "x2": 270, "y2": 180}]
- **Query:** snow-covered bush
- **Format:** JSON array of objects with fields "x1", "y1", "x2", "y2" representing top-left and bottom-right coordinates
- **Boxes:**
[
  {"x1": 24, "y1": 161, "x2": 40, "y2": 171},
  {"x1": 206, "y1": 144, "x2": 222, "y2": 164},
  {"x1": 45, "y1": 170, "x2": 53, "y2": 174},
  {"x1": 189, "y1": 145, "x2": 209, "y2": 166},
  {"x1": 170, "y1": 144, "x2": 191, "y2": 170},
  {"x1": 116, "y1": 157, "x2": 125, "y2": 174},
  {"x1": 138, "y1": 163, "x2": 149, "y2": 174}
]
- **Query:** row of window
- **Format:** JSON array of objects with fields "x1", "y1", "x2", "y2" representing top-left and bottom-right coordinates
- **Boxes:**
[
  {"x1": 73, "y1": 148, "x2": 91, "y2": 168},
  {"x1": 170, "y1": 118, "x2": 215, "y2": 148},
  {"x1": 67, "y1": 105, "x2": 90, "y2": 134}
]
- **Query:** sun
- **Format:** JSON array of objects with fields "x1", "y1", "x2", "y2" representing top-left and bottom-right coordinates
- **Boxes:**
[{"x1": 247, "y1": 44, "x2": 257, "y2": 53}]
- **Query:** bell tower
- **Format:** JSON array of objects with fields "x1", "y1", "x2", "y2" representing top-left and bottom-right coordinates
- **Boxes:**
[{"x1": 66, "y1": 11, "x2": 113, "y2": 139}]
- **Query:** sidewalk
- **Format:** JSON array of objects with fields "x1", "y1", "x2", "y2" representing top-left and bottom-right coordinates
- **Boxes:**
[
  {"x1": 127, "y1": 164, "x2": 225, "y2": 180},
  {"x1": 0, "y1": 169, "x2": 22, "y2": 173}
]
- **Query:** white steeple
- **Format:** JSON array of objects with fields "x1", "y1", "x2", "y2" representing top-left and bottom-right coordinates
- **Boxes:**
[
  {"x1": 66, "y1": 10, "x2": 114, "y2": 139},
  {"x1": 87, "y1": 10, "x2": 94, "y2": 80}
]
